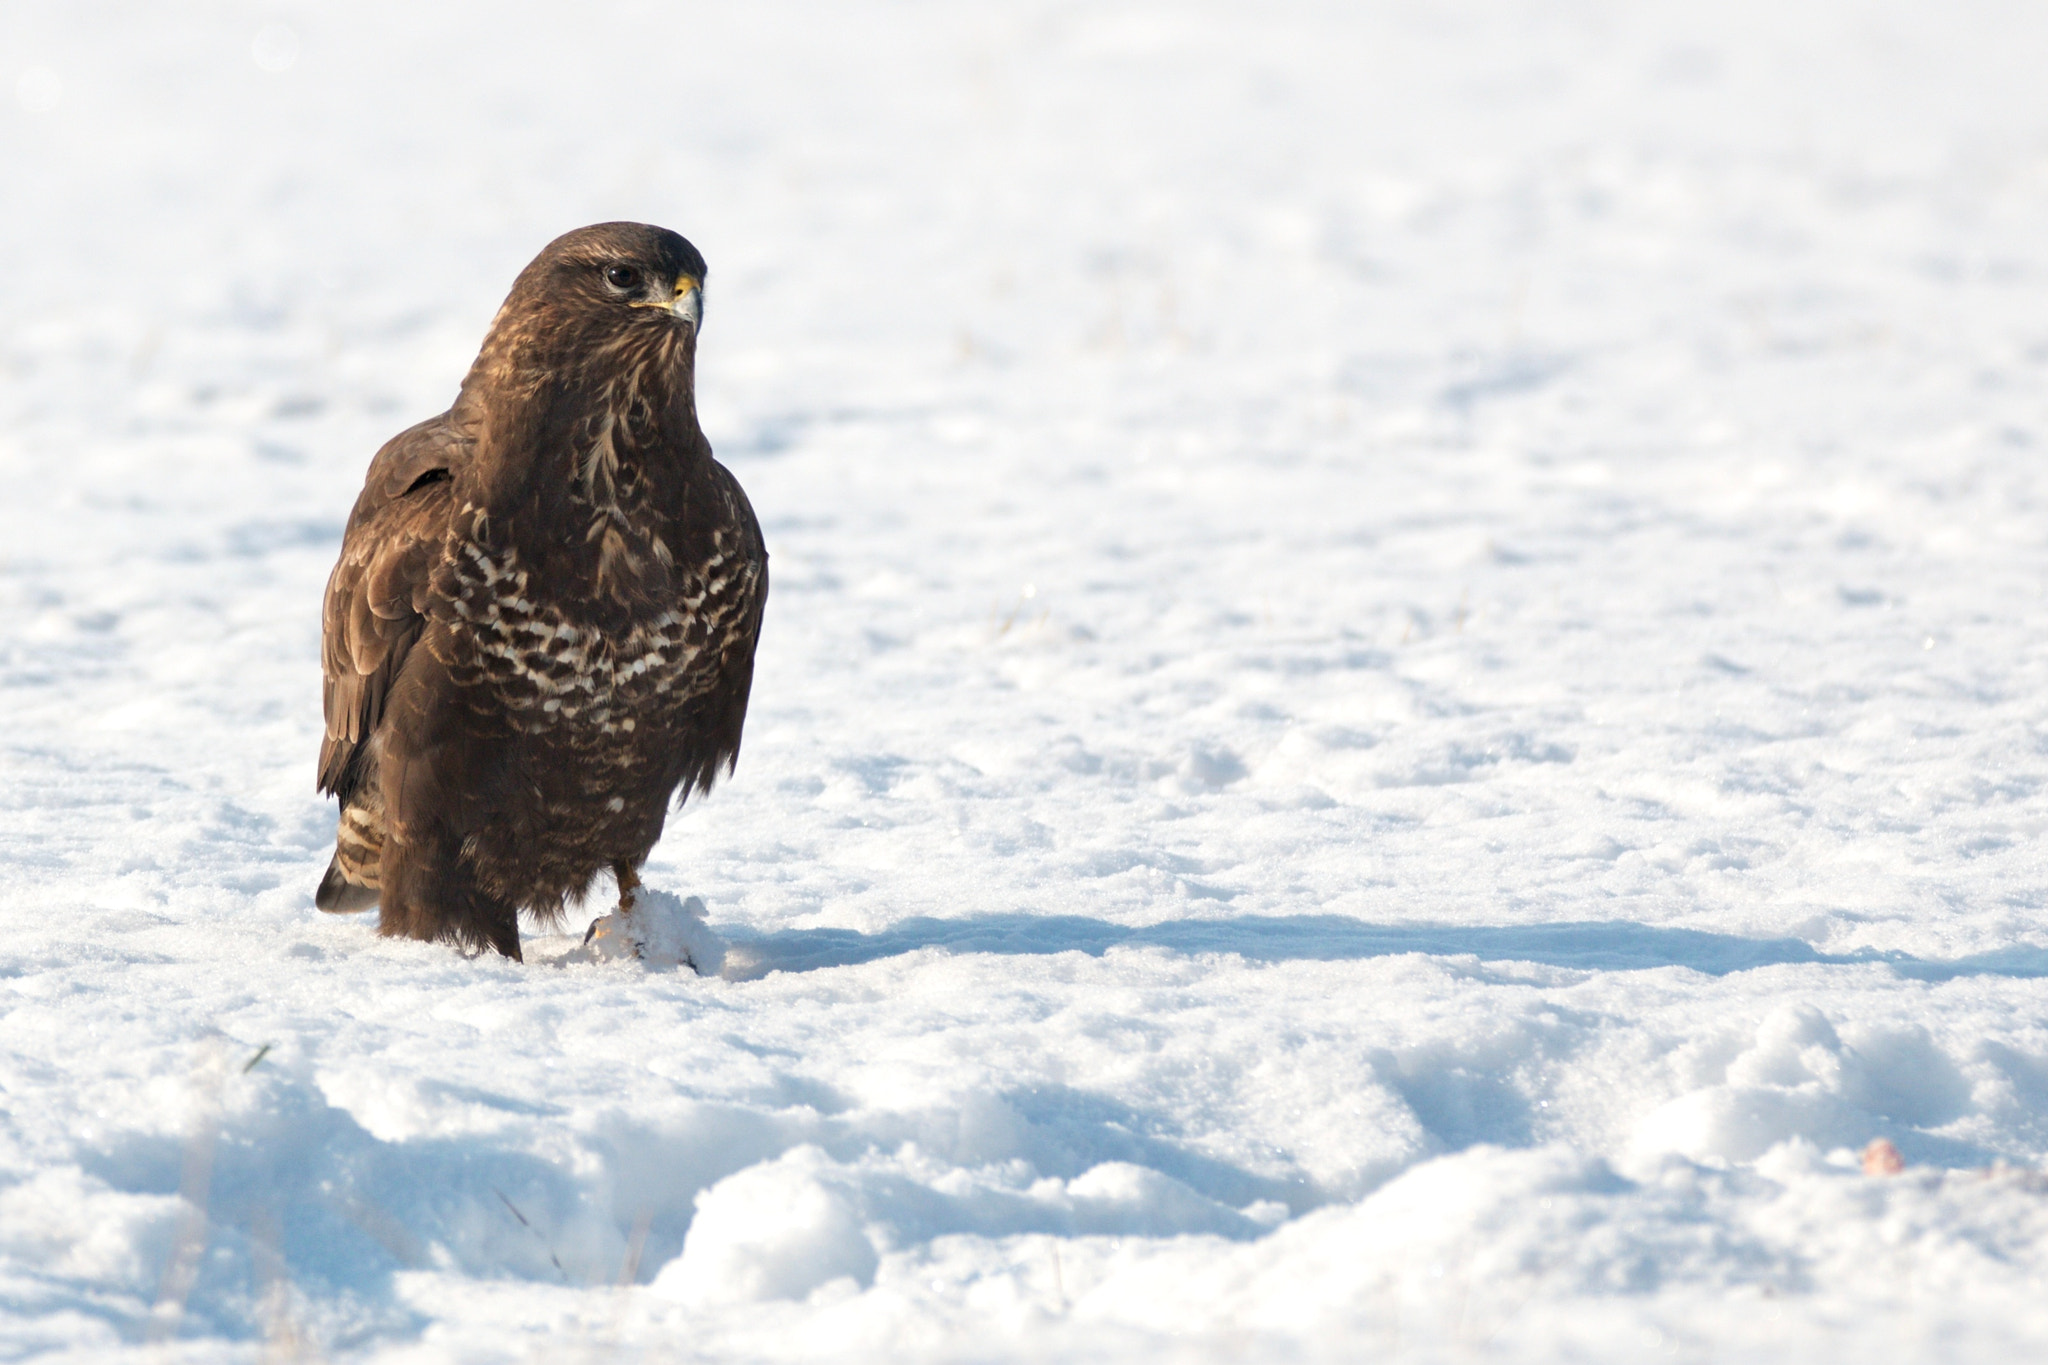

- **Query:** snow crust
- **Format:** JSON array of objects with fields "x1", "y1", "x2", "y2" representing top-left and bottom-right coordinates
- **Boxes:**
[{"x1": 7, "y1": 1, "x2": 2048, "y2": 1359}]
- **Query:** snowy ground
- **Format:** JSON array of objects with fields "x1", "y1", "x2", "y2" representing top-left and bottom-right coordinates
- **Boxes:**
[{"x1": 7, "y1": 1, "x2": 2048, "y2": 1359}]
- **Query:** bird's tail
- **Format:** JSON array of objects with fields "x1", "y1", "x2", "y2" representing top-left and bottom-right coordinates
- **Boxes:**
[
  {"x1": 316, "y1": 790, "x2": 386, "y2": 913},
  {"x1": 316, "y1": 854, "x2": 379, "y2": 913}
]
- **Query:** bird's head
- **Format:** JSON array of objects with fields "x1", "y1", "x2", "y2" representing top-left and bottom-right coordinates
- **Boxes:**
[{"x1": 471, "y1": 221, "x2": 710, "y2": 398}]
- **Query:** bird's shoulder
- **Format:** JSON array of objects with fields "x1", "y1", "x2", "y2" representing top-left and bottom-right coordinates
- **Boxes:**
[
  {"x1": 693, "y1": 451, "x2": 768, "y2": 562},
  {"x1": 345, "y1": 412, "x2": 474, "y2": 536}
]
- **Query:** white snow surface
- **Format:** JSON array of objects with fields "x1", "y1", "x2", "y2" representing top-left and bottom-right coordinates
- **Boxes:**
[{"x1": 7, "y1": 1, "x2": 2048, "y2": 1360}]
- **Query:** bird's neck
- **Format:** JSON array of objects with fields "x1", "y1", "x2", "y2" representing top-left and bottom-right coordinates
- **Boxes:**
[{"x1": 458, "y1": 340, "x2": 703, "y2": 508}]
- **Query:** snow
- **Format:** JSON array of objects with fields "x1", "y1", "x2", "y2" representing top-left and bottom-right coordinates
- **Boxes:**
[
  {"x1": 574, "y1": 891, "x2": 725, "y2": 976},
  {"x1": 6, "y1": 0, "x2": 2048, "y2": 1359}
]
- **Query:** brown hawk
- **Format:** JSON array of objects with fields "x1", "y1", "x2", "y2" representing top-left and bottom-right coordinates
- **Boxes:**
[{"x1": 314, "y1": 222, "x2": 768, "y2": 960}]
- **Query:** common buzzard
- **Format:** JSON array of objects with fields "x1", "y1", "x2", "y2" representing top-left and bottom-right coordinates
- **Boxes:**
[{"x1": 314, "y1": 222, "x2": 768, "y2": 960}]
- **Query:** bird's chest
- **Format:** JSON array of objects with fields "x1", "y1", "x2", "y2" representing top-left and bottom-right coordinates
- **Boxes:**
[{"x1": 441, "y1": 538, "x2": 718, "y2": 745}]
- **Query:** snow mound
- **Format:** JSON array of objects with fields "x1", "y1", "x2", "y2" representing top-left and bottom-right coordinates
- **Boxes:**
[
  {"x1": 651, "y1": 1147, "x2": 879, "y2": 1305},
  {"x1": 574, "y1": 889, "x2": 726, "y2": 976},
  {"x1": 1627, "y1": 1005, "x2": 1972, "y2": 1168}
]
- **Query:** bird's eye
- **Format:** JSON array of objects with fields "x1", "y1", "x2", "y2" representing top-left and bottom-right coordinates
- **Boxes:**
[{"x1": 604, "y1": 264, "x2": 641, "y2": 292}]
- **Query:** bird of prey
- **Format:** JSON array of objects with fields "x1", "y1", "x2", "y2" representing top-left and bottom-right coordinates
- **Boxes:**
[{"x1": 314, "y1": 222, "x2": 767, "y2": 960}]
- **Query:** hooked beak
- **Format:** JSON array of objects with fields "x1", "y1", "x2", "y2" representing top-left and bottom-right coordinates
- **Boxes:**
[{"x1": 671, "y1": 276, "x2": 702, "y2": 328}]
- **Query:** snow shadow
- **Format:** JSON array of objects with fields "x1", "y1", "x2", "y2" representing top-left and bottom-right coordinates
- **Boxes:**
[
  {"x1": 51, "y1": 1078, "x2": 606, "y2": 1348},
  {"x1": 722, "y1": 913, "x2": 2048, "y2": 982}
]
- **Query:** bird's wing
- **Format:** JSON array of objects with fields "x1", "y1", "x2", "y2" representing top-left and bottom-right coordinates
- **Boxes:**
[
  {"x1": 678, "y1": 457, "x2": 771, "y2": 801},
  {"x1": 318, "y1": 414, "x2": 470, "y2": 797}
]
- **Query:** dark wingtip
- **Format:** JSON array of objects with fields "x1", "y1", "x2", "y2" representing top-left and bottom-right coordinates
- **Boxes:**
[{"x1": 316, "y1": 858, "x2": 380, "y2": 914}]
